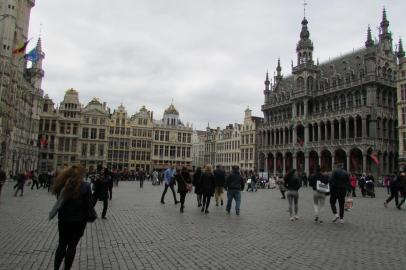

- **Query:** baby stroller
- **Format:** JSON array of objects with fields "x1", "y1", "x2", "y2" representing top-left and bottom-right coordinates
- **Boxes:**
[{"x1": 365, "y1": 179, "x2": 375, "y2": 198}]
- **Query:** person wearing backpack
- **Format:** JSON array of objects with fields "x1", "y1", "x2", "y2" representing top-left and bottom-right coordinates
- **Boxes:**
[
  {"x1": 309, "y1": 165, "x2": 329, "y2": 224},
  {"x1": 284, "y1": 169, "x2": 302, "y2": 221}
]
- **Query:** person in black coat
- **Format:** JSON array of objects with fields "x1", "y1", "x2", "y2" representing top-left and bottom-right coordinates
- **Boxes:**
[
  {"x1": 51, "y1": 165, "x2": 94, "y2": 270},
  {"x1": 384, "y1": 171, "x2": 400, "y2": 208},
  {"x1": 92, "y1": 168, "x2": 110, "y2": 219},
  {"x1": 176, "y1": 167, "x2": 192, "y2": 213},
  {"x1": 329, "y1": 164, "x2": 350, "y2": 223},
  {"x1": 193, "y1": 167, "x2": 203, "y2": 207},
  {"x1": 213, "y1": 165, "x2": 226, "y2": 206},
  {"x1": 200, "y1": 165, "x2": 215, "y2": 214}
]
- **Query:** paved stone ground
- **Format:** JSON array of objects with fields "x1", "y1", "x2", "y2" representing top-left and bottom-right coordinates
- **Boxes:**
[{"x1": 0, "y1": 180, "x2": 405, "y2": 270}]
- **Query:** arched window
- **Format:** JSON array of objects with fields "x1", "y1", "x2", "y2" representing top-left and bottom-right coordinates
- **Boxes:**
[
  {"x1": 355, "y1": 91, "x2": 361, "y2": 106},
  {"x1": 347, "y1": 93, "x2": 353, "y2": 107},
  {"x1": 297, "y1": 77, "x2": 305, "y2": 90},
  {"x1": 307, "y1": 76, "x2": 314, "y2": 91}
]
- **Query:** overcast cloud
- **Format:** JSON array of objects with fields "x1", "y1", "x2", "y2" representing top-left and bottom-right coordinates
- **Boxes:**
[{"x1": 28, "y1": 0, "x2": 405, "y2": 129}]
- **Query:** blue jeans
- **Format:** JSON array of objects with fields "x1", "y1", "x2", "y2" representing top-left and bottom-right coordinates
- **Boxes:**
[{"x1": 226, "y1": 190, "x2": 241, "y2": 213}]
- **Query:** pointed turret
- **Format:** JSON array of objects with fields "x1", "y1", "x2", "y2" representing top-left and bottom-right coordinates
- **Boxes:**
[
  {"x1": 275, "y1": 58, "x2": 283, "y2": 84},
  {"x1": 379, "y1": 8, "x2": 392, "y2": 52},
  {"x1": 397, "y1": 38, "x2": 405, "y2": 59},
  {"x1": 365, "y1": 25, "x2": 374, "y2": 48},
  {"x1": 296, "y1": 17, "x2": 314, "y2": 65},
  {"x1": 264, "y1": 71, "x2": 270, "y2": 91}
]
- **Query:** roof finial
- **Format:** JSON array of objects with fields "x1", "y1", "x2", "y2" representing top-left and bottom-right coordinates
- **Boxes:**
[
  {"x1": 365, "y1": 25, "x2": 374, "y2": 48},
  {"x1": 303, "y1": 0, "x2": 307, "y2": 18},
  {"x1": 398, "y1": 37, "x2": 405, "y2": 59}
]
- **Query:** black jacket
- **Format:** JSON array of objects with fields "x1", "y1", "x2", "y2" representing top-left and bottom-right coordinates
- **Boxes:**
[
  {"x1": 200, "y1": 173, "x2": 215, "y2": 196},
  {"x1": 225, "y1": 170, "x2": 244, "y2": 191},
  {"x1": 193, "y1": 171, "x2": 203, "y2": 195},
  {"x1": 58, "y1": 182, "x2": 92, "y2": 222},
  {"x1": 284, "y1": 171, "x2": 301, "y2": 191},
  {"x1": 309, "y1": 172, "x2": 328, "y2": 191},
  {"x1": 93, "y1": 175, "x2": 109, "y2": 199},
  {"x1": 329, "y1": 168, "x2": 350, "y2": 191},
  {"x1": 177, "y1": 170, "x2": 191, "y2": 194},
  {"x1": 213, "y1": 169, "x2": 226, "y2": 187}
]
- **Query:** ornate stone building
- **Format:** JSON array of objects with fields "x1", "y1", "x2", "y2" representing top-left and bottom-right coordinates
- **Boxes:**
[
  {"x1": 38, "y1": 95, "x2": 57, "y2": 172},
  {"x1": 0, "y1": 1, "x2": 45, "y2": 174},
  {"x1": 215, "y1": 123, "x2": 241, "y2": 172},
  {"x1": 55, "y1": 89, "x2": 81, "y2": 168},
  {"x1": 107, "y1": 105, "x2": 153, "y2": 172},
  {"x1": 397, "y1": 39, "x2": 406, "y2": 167},
  {"x1": 240, "y1": 108, "x2": 262, "y2": 173},
  {"x1": 192, "y1": 129, "x2": 206, "y2": 169},
  {"x1": 79, "y1": 98, "x2": 110, "y2": 172},
  {"x1": 258, "y1": 10, "x2": 399, "y2": 178},
  {"x1": 151, "y1": 104, "x2": 193, "y2": 170}
]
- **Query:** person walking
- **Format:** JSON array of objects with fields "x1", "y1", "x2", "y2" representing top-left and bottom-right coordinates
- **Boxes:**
[
  {"x1": 176, "y1": 167, "x2": 192, "y2": 213},
  {"x1": 329, "y1": 164, "x2": 350, "y2": 224},
  {"x1": 14, "y1": 172, "x2": 27, "y2": 197},
  {"x1": 193, "y1": 167, "x2": 203, "y2": 207},
  {"x1": 350, "y1": 173, "x2": 357, "y2": 197},
  {"x1": 31, "y1": 170, "x2": 40, "y2": 190},
  {"x1": 92, "y1": 169, "x2": 109, "y2": 219},
  {"x1": 160, "y1": 164, "x2": 179, "y2": 204},
  {"x1": 396, "y1": 169, "x2": 406, "y2": 209},
  {"x1": 0, "y1": 166, "x2": 6, "y2": 199},
  {"x1": 138, "y1": 168, "x2": 146, "y2": 188},
  {"x1": 107, "y1": 170, "x2": 113, "y2": 200},
  {"x1": 213, "y1": 165, "x2": 226, "y2": 206},
  {"x1": 225, "y1": 166, "x2": 244, "y2": 215},
  {"x1": 309, "y1": 165, "x2": 329, "y2": 223},
  {"x1": 200, "y1": 165, "x2": 215, "y2": 214},
  {"x1": 276, "y1": 175, "x2": 286, "y2": 199},
  {"x1": 284, "y1": 169, "x2": 302, "y2": 221},
  {"x1": 152, "y1": 170, "x2": 159, "y2": 185},
  {"x1": 51, "y1": 165, "x2": 95, "y2": 270},
  {"x1": 384, "y1": 171, "x2": 400, "y2": 208}
]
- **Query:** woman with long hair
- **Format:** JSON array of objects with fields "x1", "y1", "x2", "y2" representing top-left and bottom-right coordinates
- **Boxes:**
[
  {"x1": 52, "y1": 165, "x2": 94, "y2": 270},
  {"x1": 284, "y1": 169, "x2": 302, "y2": 221},
  {"x1": 200, "y1": 164, "x2": 215, "y2": 214}
]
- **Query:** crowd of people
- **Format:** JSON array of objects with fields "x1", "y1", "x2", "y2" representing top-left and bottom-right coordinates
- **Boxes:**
[{"x1": 0, "y1": 162, "x2": 405, "y2": 270}]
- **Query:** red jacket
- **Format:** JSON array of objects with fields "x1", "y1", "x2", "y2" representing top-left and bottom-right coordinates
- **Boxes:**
[{"x1": 350, "y1": 176, "x2": 357, "y2": 188}]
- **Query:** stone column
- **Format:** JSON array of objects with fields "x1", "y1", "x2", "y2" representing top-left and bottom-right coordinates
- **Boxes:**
[
  {"x1": 346, "y1": 120, "x2": 349, "y2": 141},
  {"x1": 304, "y1": 99, "x2": 308, "y2": 117},
  {"x1": 362, "y1": 118, "x2": 367, "y2": 138},
  {"x1": 331, "y1": 122, "x2": 335, "y2": 140},
  {"x1": 346, "y1": 154, "x2": 351, "y2": 172},
  {"x1": 304, "y1": 126, "x2": 309, "y2": 145},
  {"x1": 318, "y1": 124, "x2": 321, "y2": 141},
  {"x1": 332, "y1": 155, "x2": 335, "y2": 167},
  {"x1": 292, "y1": 103, "x2": 297, "y2": 118},
  {"x1": 292, "y1": 126, "x2": 297, "y2": 146},
  {"x1": 264, "y1": 156, "x2": 268, "y2": 173},
  {"x1": 338, "y1": 121, "x2": 342, "y2": 140},
  {"x1": 293, "y1": 155, "x2": 297, "y2": 170},
  {"x1": 282, "y1": 155, "x2": 286, "y2": 175},
  {"x1": 282, "y1": 129, "x2": 285, "y2": 145},
  {"x1": 363, "y1": 154, "x2": 367, "y2": 174},
  {"x1": 273, "y1": 156, "x2": 277, "y2": 176},
  {"x1": 305, "y1": 154, "x2": 309, "y2": 175}
]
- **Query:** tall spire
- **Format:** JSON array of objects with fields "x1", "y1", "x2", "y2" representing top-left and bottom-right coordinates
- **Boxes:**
[
  {"x1": 264, "y1": 71, "x2": 270, "y2": 91},
  {"x1": 276, "y1": 58, "x2": 282, "y2": 76},
  {"x1": 379, "y1": 8, "x2": 392, "y2": 52},
  {"x1": 365, "y1": 25, "x2": 374, "y2": 48},
  {"x1": 398, "y1": 38, "x2": 405, "y2": 59},
  {"x1": 380, "y1": 8, "x2": 389, "y2": 33}
]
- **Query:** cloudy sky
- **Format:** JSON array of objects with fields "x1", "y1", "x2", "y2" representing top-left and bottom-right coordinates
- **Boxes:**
[{"x1": 28, "y1": 0, "x2": 405, "y2": 130}]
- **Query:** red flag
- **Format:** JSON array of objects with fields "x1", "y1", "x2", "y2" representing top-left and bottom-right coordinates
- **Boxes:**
[
  {"x1": 40, "y1": 136, "x2": 47, "y2": 147},
  {"x1": 370, "y1": 154, "x2": 380, "y2": 165},
  {"x1": 12, "y1": 40, "x2": 30, "y2": 55}
]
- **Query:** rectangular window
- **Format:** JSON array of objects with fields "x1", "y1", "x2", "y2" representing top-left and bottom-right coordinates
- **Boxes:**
[
  {"x1": 159, "y1": 131, "x2": 164, "y2": 141},
  {"x1": 403, "y1": 108, "x2": 406, "y2": 125},
  {"x1": 99, "y1": 144, "x2": 104, "y2": 157},
  {"x1": 155, "y1": 131, "x2": 159, "y2": 140},
  {"x1": 403, "y1": 133, "x2": 406, "y2": 151},
  {"x1": 81, "y1": 144, "x2": 87, "y2": 156},
  {"x1": 165, "y1": 131, "x2": 170, "y2": 141},
  {"x1": 154, "y1": 145, "x2": 158, "y2": 156},
  {"x1": 132, "y1": 140, "x2": 136, "y2": 148},
  {"x1": 159, "y1": 145, "x2": 164, "y2": 156},
  {"x1": 91, "y1": 128, "x2": 97, "y2": 139},
  {"x1": 92, "y1": 117, "x2": 97, "y2": 125},
  {"x1": 90, "y1": 144, "x2": 96, "y2": 156},
  {"x1": 99, "y1": 129, "x2": 105, "y2": 140},
  {"x1": 164, "y1": 146, "x2": 169, "y2": 157},
  {"x1": 182, "y1": 133, "x2": 186, "y2": 143},
  {"x1": 170, "y1": 146, "x2": 176, "y2": 157},
  {"x1": 126, "y1": 128, "x2": 131, "y2": 135},
  {"x1": 178, "y1": 132, "x2": 182, "y2": 142}
]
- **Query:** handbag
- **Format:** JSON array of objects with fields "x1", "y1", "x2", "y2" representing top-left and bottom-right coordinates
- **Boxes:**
[
  {"x1": 186, "y1": 183, "x2": 193, "y2": 192},
  {"x1": 316, "y1": 180, "x2": 330, "y2": 193},
  {"x1": 345, "y1": 197, "x2": 353, "y2": 210}
]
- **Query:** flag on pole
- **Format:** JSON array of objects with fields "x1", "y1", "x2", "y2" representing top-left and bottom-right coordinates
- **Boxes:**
[
  {"x1": 12, "y1": 40, "x2": 30, "y2": 55},
  {"x1": 369, "y1": 154, "x2": 380, "y2": 165},
  {"x1": 24, "y1": 47, "x2": 39, "y2": 62}
]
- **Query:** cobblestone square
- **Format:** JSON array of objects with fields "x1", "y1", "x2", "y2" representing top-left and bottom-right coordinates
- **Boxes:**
[{"x1": 0, "y1": 181, "x2": 405, "y2": 270}]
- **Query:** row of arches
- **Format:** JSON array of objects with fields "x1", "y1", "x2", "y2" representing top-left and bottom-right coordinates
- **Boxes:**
[
  {"x1": 258, "y1": 148, "x2": 398, "y2": 176},
  {"x1": 259, "y1": 115, "x2": 397, "y2": 147}
]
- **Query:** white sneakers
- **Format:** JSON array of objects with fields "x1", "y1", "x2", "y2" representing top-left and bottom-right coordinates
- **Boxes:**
[{"x1": 290, "y1": 216, "x2": 299, "y2": 221}]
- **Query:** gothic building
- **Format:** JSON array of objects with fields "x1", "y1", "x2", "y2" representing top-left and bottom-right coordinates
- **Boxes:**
[
  {"x1": 258, "y1": 9, "x2": 400, "y2": 177},
  {"x1": 0, "y1": 1, "x2": 45, "y2": 174}
]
